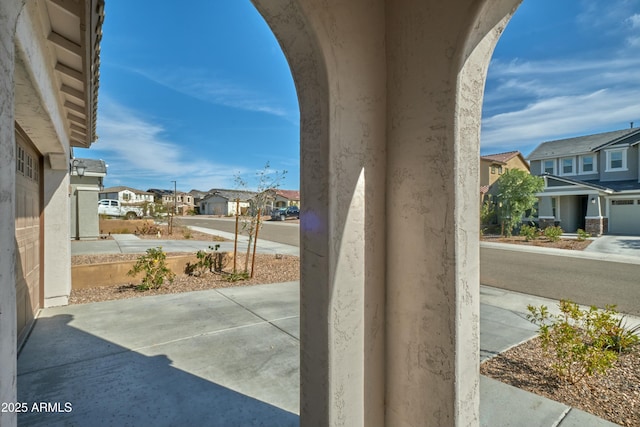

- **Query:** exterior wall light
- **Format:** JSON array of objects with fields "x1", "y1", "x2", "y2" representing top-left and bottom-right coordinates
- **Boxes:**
[
  {"x1": 71, "y1": 159, "x2": 86, "y2": 177},
  {"x1": 591, "y1": 197, "x2": 596, "y2": 204}
]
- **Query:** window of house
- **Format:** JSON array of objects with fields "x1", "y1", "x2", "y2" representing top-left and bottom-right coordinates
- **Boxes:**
[
  {"x1": 551, "y1": 197, "x2": 558, "y2": 218},
  {"x1": 26, "y1": 154, "x2": 33, "y2": 179},
  {"x1": 17, "y1": 145, "x2": 24, "y2": 175},
  {"x1": 543, "y1": 159, "x2": 555, "y2": 174},
  {"x1": 123, "y1": 193, "x2": 131, "y2": 201},
  {"x1": 579, "y1": 155, "x2": 596, "y2": 174},
  {"x1": 491, "y1": 166, "x2": 496, "y2": 174},
  {"x1": 498, "y1": 166, "x2": 503, "y2": 174},
  {"x1": 560, "y1": 157, "x2": 575, "y2": 175},
  {"x1": 606, "y1": 148, "x2": 627, "y2": 171},
  {"x1": 612, "y1": 199, "x2": 634, "y2": 205}
]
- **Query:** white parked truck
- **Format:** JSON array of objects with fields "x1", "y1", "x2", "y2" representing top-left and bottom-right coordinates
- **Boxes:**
[{"x1": 98, "y1": 199, "x2": 144, "y2": 219}]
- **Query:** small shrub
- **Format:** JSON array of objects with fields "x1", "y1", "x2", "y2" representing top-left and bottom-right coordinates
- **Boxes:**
[
  {"x1": 604, "y1": 316, "x2": 640, "y2": 353},
  {"x1": 127, "y1": 247, "x2": 175, "y2": 291},
  {"x1": 135, "y1": 220, "x2": 161, "y2": 236},
  {"x1": 543, "y1": 225, "x2": 563, "y2": 242},
  {"x1": 182, "y1": 229, "x2": 193, "y2": 239},
  {"x1": 185, "y1": 245, "x2": 229, "y2": 277},
  {"x1": 224, "y1": 271, "x2": 250, "y2": 282},
  {"x1": 519, "y1": 224, "x2": 538, "y2": 241},
  {"x1": 576, "y1": 228, "x2": 590, "y2": 241},
  {"x1": 527, "y1": 300, "x2": 638, "y2": 384}
]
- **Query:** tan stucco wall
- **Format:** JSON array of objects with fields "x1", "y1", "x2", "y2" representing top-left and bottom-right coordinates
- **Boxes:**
[
  {"x1": 72, "y1": 255, "x2": 198, "y2": 290},
  {"x1": 254, "y1": 0, "x2": 521, "y2": 425}
]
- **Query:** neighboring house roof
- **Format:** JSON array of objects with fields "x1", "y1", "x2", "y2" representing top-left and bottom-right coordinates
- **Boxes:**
[
  {"x1": 481, "y1": 151, "x2": 530, "y2": 171},
  {"x1": 202, "y1": 190, "x2": 258, "y2": 202},
  {"x1": 543, "y1": 174, "x2": 614, "y2": 193},
  {"x1": 480, "y1": 185, "x2": 490, "y2": 195},
  {"x1": 275, "y1": 189, "x2": 300, "y2": 200},
  {"x1": 102, "y1": 186, "x2": 153, "y2": 195},
  {"x1": 528, "y1": 128, "x2": 640, "y2": 160},
  {"x1": 73, "y1": 158, "x2": 107, "y2": 175},
  {"x1": 480, "y1": 151, "x2": 519, "y2": 164}
]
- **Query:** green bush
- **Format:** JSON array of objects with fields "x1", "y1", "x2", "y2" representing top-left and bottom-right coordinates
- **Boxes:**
[
  {"x1": 185, "y1": 245, "x2": 229, "y2": 277},
  {"x1": 576, "y1": 228, "x2": 590, "y2": 241},
  {"x1": 527, "y1": 300, "x2": 638, "y2": 384},
  {"x1": 543, "y1": 225, "x2": 563, "y2": 242},
  {"x1": 127, "y1": 247, "x2": 175, "y2": 291},
  {"x1": 519, "y1": 224, "x2": 538, "y2": 241}
]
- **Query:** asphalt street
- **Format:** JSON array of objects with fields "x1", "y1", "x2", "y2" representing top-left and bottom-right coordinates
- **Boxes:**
[
  {"x1": 179, "y1": 217, "x2": 640, "y2": 315},
  {"x1": 177, "y1": 217, "x2": 300, "y2": 247}
]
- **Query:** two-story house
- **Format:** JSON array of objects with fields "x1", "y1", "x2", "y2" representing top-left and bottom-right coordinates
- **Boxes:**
[
  {"x1": 528, "y1": 127, "x2": 640, "y2": 235},
  {"x1": 479, "y1": 151, "x2": 530, "y2": 200},
  {"x1": 99, "y1": 186, "x2": 155, "y2": 205}
]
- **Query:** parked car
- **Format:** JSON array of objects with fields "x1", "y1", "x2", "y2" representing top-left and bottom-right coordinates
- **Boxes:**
[
  {"x1": 271, "y1": 206, "x2": 300, "y2": 221},
  {"x1": 98, "y1": 199, "x2": 144, "y2": 219}
]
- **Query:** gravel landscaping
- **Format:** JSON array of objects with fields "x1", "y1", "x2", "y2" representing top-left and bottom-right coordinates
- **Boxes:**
[
  {"x1": 70, "y1": 252, "x2": 300, "y2": 305},
  {"x1": 481, "y1": 336, "x2": 640, "y2": 426}
]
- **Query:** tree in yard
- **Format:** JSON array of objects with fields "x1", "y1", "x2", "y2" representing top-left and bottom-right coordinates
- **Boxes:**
[
  {"x1": 235, "y1": 162, "x2": 287, "y2": 277},
  {"x1": 495, "y1": 169, "x2": 544, "y2": 237}
]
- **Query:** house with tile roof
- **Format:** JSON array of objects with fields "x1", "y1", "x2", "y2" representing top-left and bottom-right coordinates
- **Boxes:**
[
  {"x1": 480, "y1": 151, "x2": 530, "y2": 191},
  {"x1": 528, "y1": 127, "x2": 640, "y2": 235},
  {"x1": 270, "y1": 189, "x2": 301, "y2": 209}
]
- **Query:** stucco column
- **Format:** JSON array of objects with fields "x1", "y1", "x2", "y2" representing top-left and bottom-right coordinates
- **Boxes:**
[
  {"x1": 385, "y1": 1, "x2": 518, "y2": 425},
  {"x1": 0, "y1": 2, "x2": 22, "y2": 424},
  {"x1": 42, "y1": 165, "x2": 72, "y2": 307},
  {"x1": 255, "y1": 0, "x2": 518, "y2": 425}
]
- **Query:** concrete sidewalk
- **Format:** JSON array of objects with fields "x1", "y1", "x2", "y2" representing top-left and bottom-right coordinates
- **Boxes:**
[
  {"x1": 71, "y1": 226, "x2": 299, "y2": 257},
  {"x1": 17, "y1": 282, "x2": 623, "y2": 426}
]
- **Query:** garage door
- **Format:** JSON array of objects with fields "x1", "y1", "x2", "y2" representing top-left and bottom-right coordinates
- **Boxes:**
[
  {"x1": 609, "y1": 199, "x2": 640, "y2": 235},
  {"x1": 15, "y1": 130, "x2": 42, "y2": 343}
]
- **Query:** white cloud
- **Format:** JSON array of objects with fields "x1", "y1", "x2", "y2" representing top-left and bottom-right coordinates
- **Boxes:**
[
  {"x1": 128, "y1": 66, "x2": 293, "y2": 120},
  {"x1": 482, "y1": 51, "x2": 640, "y2": 154},
  {"x1": 88, "y1": 98, "x2": 250, "y2": 190},
  {"x1": 627, "y1": 13, "x2": 640, "y2": 28}
]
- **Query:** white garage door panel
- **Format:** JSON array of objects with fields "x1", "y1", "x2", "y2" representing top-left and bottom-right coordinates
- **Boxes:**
[{"x1": 610, "y1": 200, "x2": 640, "y2": 235}]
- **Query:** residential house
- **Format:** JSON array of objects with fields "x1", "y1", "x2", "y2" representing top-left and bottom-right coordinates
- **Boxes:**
[
  {"x1": 189, "y1": 189, "x2": 209, "y2": 213},
  {"x1": 162, "y1": 192, "x2": 195, "y2": 215},
  {"x1": 70, "y1": 158, "x2": 107, "y2": 240},
  {"x1": 528, "y1": 127, "x2": 640, "y2": 235},
  {"x1": 271, "y1": 189, "x2": 301, "y2": 209},
  {"x1": 199, "y1": 190, "x2": 258, "y2": 216},
  {"x1": 479, "y1": 151, "x2": 530, "y2": 198},
  {"x1": 99, "y1": 186, "x2": 155, "y2": 205}
]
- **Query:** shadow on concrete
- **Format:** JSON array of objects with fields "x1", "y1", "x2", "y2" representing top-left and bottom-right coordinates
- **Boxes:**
[
  {"x1": 18, "y1": 314, "x2": 299, "y2": 427},
  {"x1": 614, "y1": 239, "x2": 640, "y2": 250}
]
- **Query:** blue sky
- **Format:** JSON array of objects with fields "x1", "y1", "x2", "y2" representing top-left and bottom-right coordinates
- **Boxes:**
[{"x1": 76, "y1": 1, "x2": 640, "y2": 191}]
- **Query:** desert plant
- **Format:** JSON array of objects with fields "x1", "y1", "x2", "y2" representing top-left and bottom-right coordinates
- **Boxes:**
[
  {"x1": 127, "y1": 247, "x2": 175, "y2": 291},
  {"x1": 576, "y1": 228, "x2": 590, "y2": 241},
  {"x1": 603, "y1": 316, "x2": 640, "y2": 353},
  {"x1": 182, "y1": 228, "x2": 193, "y2": 239},
  {"x1": 224, "y1": 271, "x2": 250, "y2": 282},
  {"x1": 527, "y1": 300, "x2": 636, "y2": 383},
  {"x1": 135, "y1": 220, "x2": 161, "y2": 236},
  {"x1": 185, "y1": 245, "x2": 229, "y2": 277},
  {"x1": 519, "y1": 224, "x2": 538, "y2": 241},
  {"x1": 543, "y1": 225, "x2": 563, "y2": 242}
]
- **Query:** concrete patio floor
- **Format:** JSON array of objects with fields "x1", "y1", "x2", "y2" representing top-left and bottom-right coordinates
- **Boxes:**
[{"x1": 18, "y1": 283, "x2": 621, "y2": 426}]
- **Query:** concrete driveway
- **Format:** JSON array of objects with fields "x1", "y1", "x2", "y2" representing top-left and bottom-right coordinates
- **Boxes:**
[
  {"x1": 584, "y1": 235, "x2": 640, "y2": 257},
  {"x1": 18, "y1": 282, "x2": 622, "y2": 426}
]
